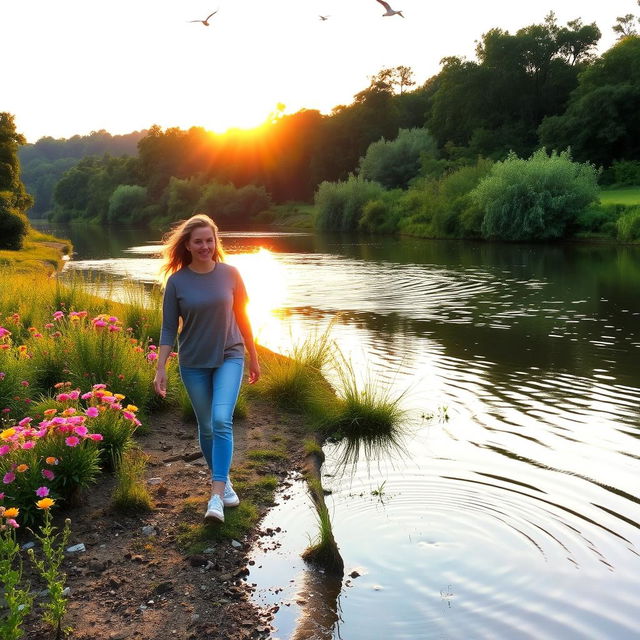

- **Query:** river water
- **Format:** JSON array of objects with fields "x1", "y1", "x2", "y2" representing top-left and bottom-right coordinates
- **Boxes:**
[{"x1": 36, "y1": 223, "x2": 640, "y2": 639}]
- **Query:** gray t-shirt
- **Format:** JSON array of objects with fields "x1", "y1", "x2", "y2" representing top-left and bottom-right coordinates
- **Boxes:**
[{"x1": 159, "y1": 263, "x2": 247, "y2": 367}]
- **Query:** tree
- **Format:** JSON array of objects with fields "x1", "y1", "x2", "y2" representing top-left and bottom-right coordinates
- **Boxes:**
[
  {"x1": 539, "y1": 36, "x2": 640, "y2": 165},
  {"x1": 0, "y1": 113, "x2": 32, "y2": 248},
  {"x1": 358, "y1": 128, "x2": 437, "y2": 189},
  {"x1": 613, "y1": 14, "x2": 638, "y2": 39}
]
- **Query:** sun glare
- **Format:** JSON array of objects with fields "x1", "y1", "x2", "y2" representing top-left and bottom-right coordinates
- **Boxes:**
[{"x1": 227, "y1": 249, "x2": 287, "y2": 344}]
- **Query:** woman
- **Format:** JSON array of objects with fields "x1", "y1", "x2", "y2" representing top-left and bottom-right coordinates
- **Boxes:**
[{"x1": 153, "y1": 214, "x2": 260, "y2": 523}]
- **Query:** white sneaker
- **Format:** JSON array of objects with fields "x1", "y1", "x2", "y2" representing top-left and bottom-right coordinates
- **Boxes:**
[
  {"x1": 223, "y1": 481, "x2": 240, "y2": 507},
  {"x1": 204, "y1": 494, "x2": 224, "y2": 523}
]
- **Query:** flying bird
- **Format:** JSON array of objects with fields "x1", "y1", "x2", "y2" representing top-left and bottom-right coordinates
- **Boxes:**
[
  {"x1": 375, "y1": 0, "x2": 404, "y2": 17},
  {"x1": 189, "y1": 10, "x2": 218, "y2": 26},
  {"x1": 319, "y1": 15, "x2": 330, "y2": 21}
]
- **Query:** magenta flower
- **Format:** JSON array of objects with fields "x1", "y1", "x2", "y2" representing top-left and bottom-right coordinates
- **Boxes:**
[
  {"x1": 21, "y1": 441, "x2": 36, "y2": 450},
  {"x1": 92, "y1": 383, "x2": 107, "y2": 390},
  {"x1": 122, "y1": 411, "x2": 135, "y2": 421},
  {"x1": 0, "y1": 492, "x2": 4, "y2": 500},
  {"x1": 93, "y1": 320, "x2": 107, "y2": 328},
  {"x1": 73, "y1": 425, "x2": 88, "y2": 437},
  {"x1": 89, "y1": 433, "x2": 104, "y2": 441},
  {"x1": 18, "y1": 417, "x2": 32, "y2": 427},
  {"x1": 147, "y1": 352, "x2": 158, "y2": 361},
  {"x1": 35, "y1": 486, "x2": 50, "y2": 497},
  {"x1": 56, "y1": 393, "x2": 71, "y2": 402},
  {"x1": 20, "y1": 380, "x2": 29, "y2": 387},
  {"x1": 68, "y1": 390, "x2": 80, "y2": 400},
  {"x1": 53, "y1": 311, "x2": 64, "y2": 320},
  {"x1": 0, "y1": 372, "x2": 5, "y2": 380},
  {"x1": 6, "y1": 518, "x2": 19, "y2": 529},
  {"x1": 0, "y1": 445, "x2": 10, "y2": 456},
  {"x1": 85, "y1": 407, "x2": 99, "y2": 418},
  {"x1": 3, "y1": 472, "x2": 15, "y2": 484},
  {"x1": 65, "y1": 436, "x2": 80, "y2": 447},
  {"x1": 81, "y1": 392, "x2": 93, "y2": 400},
  {"x1": 42, "y1": 469, "x2": 55, "y2": 480}
]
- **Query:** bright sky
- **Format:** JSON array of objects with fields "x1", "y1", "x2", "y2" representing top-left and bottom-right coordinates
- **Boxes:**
[{"x1": 2, "y1": 0, "x2": 635, "y2": 142}]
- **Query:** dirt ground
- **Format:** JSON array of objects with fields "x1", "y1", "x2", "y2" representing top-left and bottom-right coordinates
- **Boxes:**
[{"x1": 21, "y1": 397, "x2": 309, "y2": 640}]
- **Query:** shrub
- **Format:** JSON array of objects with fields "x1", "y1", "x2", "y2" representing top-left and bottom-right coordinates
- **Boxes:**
[
  {"x1": 573, "y1": 203, "x2": 623, "y2": 237},
  {"x1": 472, "y1": 149, "x2": 599, "y2": 241},
  {"x1": 617, "y1": 207, "x2": 640, "y2": 242},
  {"x1": 358, "y1": 128, "x2": 438, "y2": 189},
  {"x1": 314, "y1": 176, "x2": 385, "y2": 232},
  {"x1": 196, "y1": 182, "x2": 271, "y2": 225},
  {"x1": 0, "y1": 192, "x2": 29, "y2": 250},
  {"x1": 107, "y1": 185, "x2": 147, "y2": 224}
]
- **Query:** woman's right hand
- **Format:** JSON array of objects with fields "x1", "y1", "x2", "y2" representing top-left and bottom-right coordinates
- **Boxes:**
[{"x1": 153, "y1": 367, "x2": 167, "y2": 398}]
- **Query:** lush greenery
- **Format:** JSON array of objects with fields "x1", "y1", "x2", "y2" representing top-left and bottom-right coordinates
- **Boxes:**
[{"x1": 0, "y1": 114, "x2": 33, "y2": 250}]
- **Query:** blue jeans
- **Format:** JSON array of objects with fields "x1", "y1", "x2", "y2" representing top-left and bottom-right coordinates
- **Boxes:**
[{"x1": 179, "y1": 358, "x2": 244, "y2": 482}]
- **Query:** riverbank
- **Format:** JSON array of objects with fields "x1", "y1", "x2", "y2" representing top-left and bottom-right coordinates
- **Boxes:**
[
  {"x1": 0, "y1": 228, "x2": 71, "y2": 273},
  {"x1": 21, "y1": 396, "x2": 309, "y2": 640}
]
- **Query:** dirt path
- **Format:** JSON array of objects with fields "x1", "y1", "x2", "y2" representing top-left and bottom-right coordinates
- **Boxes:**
[{"x1": 22, "y1": 397, "x2": 309, "y2": 640}]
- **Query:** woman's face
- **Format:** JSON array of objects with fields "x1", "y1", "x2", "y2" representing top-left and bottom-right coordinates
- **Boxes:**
[{"x1": 185, "y1": 225, "x2": 216, "y2": 265}]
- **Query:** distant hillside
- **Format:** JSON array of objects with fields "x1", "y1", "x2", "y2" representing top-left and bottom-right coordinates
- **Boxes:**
[{"x1": 19, "y1": 129, "x2": 146, "y2": 218}]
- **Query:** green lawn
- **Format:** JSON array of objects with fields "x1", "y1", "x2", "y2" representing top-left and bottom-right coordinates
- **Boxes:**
[{"x1": 600, "y1": 187, "x2": 640, "y2": 206}]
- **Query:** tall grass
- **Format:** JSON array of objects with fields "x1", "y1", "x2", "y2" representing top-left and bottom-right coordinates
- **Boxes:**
[{"x1": 112, "y1": 449, "x2": 153, "y2": 513}]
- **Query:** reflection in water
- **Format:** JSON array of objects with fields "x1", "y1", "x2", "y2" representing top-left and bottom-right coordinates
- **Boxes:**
[
  {"x1": 291, "y1": 571, "x2": 343, "y2": 640},
  {"x1": 38, "y1": 222, "x2": 640, "y2": 639}
]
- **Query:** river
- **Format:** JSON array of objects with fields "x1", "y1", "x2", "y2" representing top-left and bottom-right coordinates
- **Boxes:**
[{"x1": 35, "y1": 222, "x2": 640, "y2": 639}]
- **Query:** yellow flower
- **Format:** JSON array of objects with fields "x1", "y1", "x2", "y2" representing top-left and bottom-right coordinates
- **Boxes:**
[
  {"x1": 114, "y1": 393, "x2": 125, "y2": 400},
  {"x1": 0, "y1": 428, "x2": 16, "y2": 440},
  {"x1": 3, "y1": 507, "x2": 19, "y2": 518},
  {"x1": 16, "y1": 464, "x2": 29, "y2": 473},
  {"x1": 126, "y1": 404, "x2": 139, "y2": 413},
  {"x1": 36, "y1": 498, "x2": 55, "y2": 510}
]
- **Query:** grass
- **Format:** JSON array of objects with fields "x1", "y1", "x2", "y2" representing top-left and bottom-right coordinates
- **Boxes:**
[
  {"x1": 0, "y1": 228, "x2": 71, "y2": 274},
  {"x1": 600, "y1": 187, "x2": 640, "y2": 206},
  {"x1": 112, "y1": 449, "x2": 153, "y2": 514},
  {"x1": 245, "y1": 448, "x2": 287, "y2": 462},
  {"x1": 254, "y1": 202, "x2": 315, "y2": 229}
]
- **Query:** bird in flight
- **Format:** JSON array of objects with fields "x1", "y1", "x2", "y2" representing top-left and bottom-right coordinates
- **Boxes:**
[
  {"x1": 376, "y1": 0, "x2": 404, "y2": 17},
  {"x1": 319, "y1": 15, "x2": 330, "y2": 21},
  {"x1": 189, "y1": 10, "x2": 218, "y2": 26}
]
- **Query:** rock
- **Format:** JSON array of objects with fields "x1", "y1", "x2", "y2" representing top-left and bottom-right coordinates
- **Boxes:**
[
  {"x1": 141, "y1": 525, "x2": 157, "y2": 537},
  {"x1": 66, "y1": 543, "x2": 86, "y2": 554},
  {"x1": 147, "y1": 477, "x2": 163, "y2": 485},
  {"x1": 182, "y1": 450, "x2": 202, "y2": 462},
  {"x1": 62, "y1": 587, "x2": 71, "y2": 597},
  {"x1": 21, "y1": 541, "x2": 35, "y2": 550},
  {"x1": 162, "y1": 454, "x2": 182, "y2": 463},
  {"x1": 349, "y1": 570, "x2": 361, "y2": 579},
  {"x1": 154, "y1": 581, "x2": 174, "y2": 595},
  {"x1": 231, "y1": 540, "x2": 242, "y2": 549},
  {"x1": 109, "y1": 577, "x2": 122, "y2": 589}
]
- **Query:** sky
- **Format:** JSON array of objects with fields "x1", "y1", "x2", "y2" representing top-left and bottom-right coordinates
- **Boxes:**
[{"x1": 2, "y1": 0, "x2": 636, "y2": 142}]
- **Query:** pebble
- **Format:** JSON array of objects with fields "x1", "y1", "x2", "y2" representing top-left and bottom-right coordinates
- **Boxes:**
[
  {"x1": 147, "y1": 477, "x2": 163, "y2": 485},
  {"x1": 21, "y1": 541, "x2": 35, "y2": 550},
  {"x1": 66, "y1": 543, "x2": 86, "y2": 554},
  {"x1": 141, "y1": 525, "x2": 157, "y2": 536},
  {"x1": 231, "y1": 540, "x2": 242, "y2": 549}
]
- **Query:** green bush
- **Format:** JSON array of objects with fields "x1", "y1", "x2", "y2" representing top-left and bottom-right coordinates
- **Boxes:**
[
  {"x1": 107, "y1": 185, "x2": 147, "y2": 224},
  {"x1": 358, "y1": 128, "x2": 438, "y2": 189},
  {"x1": 573, "y1": 203, "x2": 623, "y2": 237},
  {"x1": 472, "y1": 149, "x2": 599, "y2": 241},
  {"x1": 196, "y1": 181, "x2": 271, "y2": 225},
  {"x1": 617, "y1": 206, "x2": 640, "y2": 242},
  {"x1": 314, "y1": 176, "x2": 385, "y2": 232},
  {"x1": 0, "y1": 192, "x2": 28, "y2": 250}
]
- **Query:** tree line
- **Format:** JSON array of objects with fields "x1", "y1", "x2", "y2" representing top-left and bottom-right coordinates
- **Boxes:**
[{"x1": 9, "y1": 12, "x2": 640, "y2": 241}]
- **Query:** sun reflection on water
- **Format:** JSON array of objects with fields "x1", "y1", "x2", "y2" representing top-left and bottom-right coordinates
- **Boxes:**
[{"x1": 227, "y1": 248, "x2": 288, "y2": 346}]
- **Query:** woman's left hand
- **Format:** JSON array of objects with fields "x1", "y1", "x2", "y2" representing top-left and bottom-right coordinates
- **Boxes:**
[{"x1": 248, "y1": 358, "x2": 261, "y2": 384}]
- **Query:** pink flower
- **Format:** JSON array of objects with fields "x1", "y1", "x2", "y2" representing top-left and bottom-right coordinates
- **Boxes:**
[
  {"x1": 92, "y1": 383, "x2": 107, "y2": 390},
  {"x1": 148, "y1": 345, "x2": 157, "y2": 351},
  {"x1": 42, "y1": 469, "x2": 55, "y2": 480},
  {"x1": 56, "y1": 393, "x2": 71, "y2": 402},
  {"x1": 0, "y1": 372, "x2": 5, "y2": 380},
  {"x1": 20, "y1": 380, "x2": 29, "y2": 387},
  {"x1": 53, "y1": 311, "x2": 64, "y2": 320},
  {"x1": 35, "y1": 486, "x2": 50, "y2": 497},
  {"x1": 65, "y1": 436, "x2": 80, "y2": 447},
  {"x1": 0, "y1": 445, "x2": 9, "y2": 456},
  {"x1": 108, "y1": 325, "x2": 122, "y2": 332},
  {"x1": 108, "y1": 316, "x2": 118, "y2": 323},
  {"x1": 93, "y1": 320, "x2": 107, "y2": 328},
  {"x1": 102, "y1": 396, "x2": 116, "y2": 404},
  {"x1": 81, "y1": 392, "x2": 93, "y2": 400},
  {"x1": 44, "y1": 323, "x2": 54, "y2": 329},
  {"x1": 89, "y1": 433, "x2": 103, "y2": 441},
  {"x1": 3, "y1": 472, "x2": 15, "y2": 484},
  {"x1": 85, "y1": 407, "x2": 99, "y2": 418},
  {"x1": 0, "y1": 492, "x2": 4, "y2": 500},
  {"x1": 21, "y1": 441, "x2": 36, "y2": 450},
  {"x1": 6, "y1": 518, "x2": 19, "y2": 529},
  {"x1": 122, "y1": 411, "x2": 135, "y2": 421},
  {"x1": 73, "y1": 425, "x2": 88, "y2": 437},
  {"x1": 68, "y1": 390, "x2": 80, "y2": 400},
  {"x1": 147, "y1": 352, "x2": 158, "y2": 361},
  {"x1": 18, "y1": 417, "x2": 32, "y2": 427}
]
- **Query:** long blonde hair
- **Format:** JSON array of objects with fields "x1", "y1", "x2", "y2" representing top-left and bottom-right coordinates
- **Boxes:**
[{"x1": 159, "y1": 214, "x2": 226, "y2": 283}]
